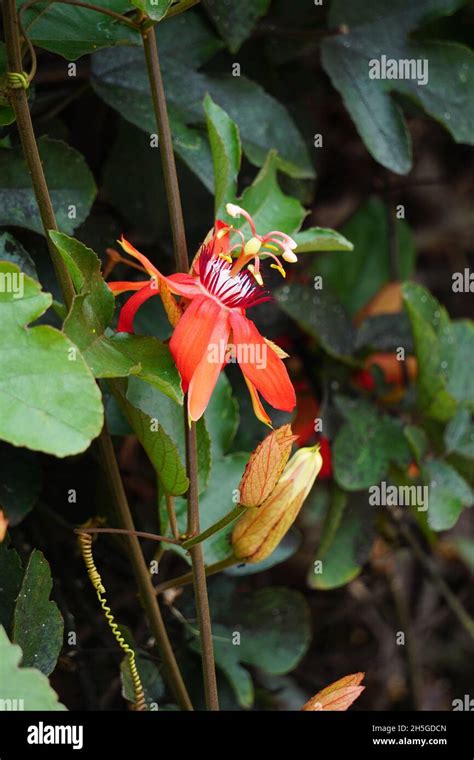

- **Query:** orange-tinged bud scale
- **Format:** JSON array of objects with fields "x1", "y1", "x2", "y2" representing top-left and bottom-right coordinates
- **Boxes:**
[
  {"x1": 301, "y1": 672, "x2": 365, "y2": 711},
  {"x1": 239, "y1": 424, "x2": 296, "y2": 508},
  {"x1": 233, "y1": 445, "x2": 323, "y2": 563}
]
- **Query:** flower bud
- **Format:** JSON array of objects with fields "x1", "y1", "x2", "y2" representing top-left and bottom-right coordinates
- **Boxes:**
[
  {"x1": 232, "y1": 444, "x2": 323, "y2": 563},
  {"x1": 239, "y1": 425, "x2": 296, "y2": 508},
  {"x1": 301, "y1": 673, "x2": 365, "y2": 711}
]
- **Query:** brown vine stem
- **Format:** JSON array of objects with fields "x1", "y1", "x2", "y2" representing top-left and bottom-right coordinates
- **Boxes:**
[
  {"x1": 165, "y1": 493, "x2": 180, "y2": 541},
  {"x1": 3, "y1": 0, "x2": 192, "y2": 712},
  {"x1": 141, "y1": 23, "x2": 219, "y2": 710},
  {"x1": 155, "y1": 557, "x2": 237, "y2": 595},
  {"x1": 73, "y1": 526, "x2": 179, "y2": 544}
]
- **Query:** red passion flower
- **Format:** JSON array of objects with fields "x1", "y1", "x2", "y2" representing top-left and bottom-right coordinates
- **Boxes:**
[{"x1": 108, "y1": 205, "x2": 298, "y2": 425}]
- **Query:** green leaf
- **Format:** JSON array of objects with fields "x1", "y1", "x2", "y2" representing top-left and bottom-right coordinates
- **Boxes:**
[
  {"x1": 404, "y1": 424, "x2": 429, "y2": 464},
  {"x1": 333, "y1": 397, "x2": 411, "y2": 489},
  {"x1": 214, "y1": 580, "x2": 311, "y2": 674},
  {"x1": 383, "y1": 416, "x2": 415, "y2": 468},
  {"x1": 356, "y1": 313, "x2": 413, "y2": 352},
  {"x1": 314, "y1": 199, "x2": 416, "y2": 316},
  {"x1": 402, "y1": 281, "x2": 462, "y2": 421},
  {"x1": 91, "y1": 48, "x2": 215, "y2": 190},
  {"x1": 104, "y1": 390, "x2": 133, "y2": 435},
  {"x1": 156, "y1": 6, "x2": 225, "y2": 68},
  {"x1": 114, "y1": 381, "x2": 189, "y2": 496},
  {"x1": 309, "y1": 490, "x2": 374, "y2": 589},
  {"x1": 0, "y1": 444, "x2": 42, "y2": 526},
  {"x1": 204, "y1": 373, "x2": 239, "y2": 458},
  {"x1": 160, "y1": 118, "x2": 216, "y2": 192},
  {"x1": 0, "y1": 44, "x2": 16, "y2": 126},
  {"x1": 156, "y1": 9, "x2": 224, "y2": 69},
  {"x1": 188, "y1": 578, "x2": 311, "y2": 706},
  {"x1": 322, "y1": 0, "x2": 473, "y2": 174},
  {"x1": 276, "y1": 282, "x2": 356, "y2": 361},
  {"x1": 0, "y1": 626, "x2": 66, "y2": 710},
  {"x1": 444, "y1": 409, "x2": 474, "y2": 458},
  {"x1": 51, "y1": 231, "x2": 113, "y2": 325},
  {"x1": 293, "y1": 227, "x2": 354, "y2": 253},
  {"x1": 0, "y1": 263, "x2": 103, "y2": 457},
  {"x1": 20, "y1": 0, "x2": 140, "y2": 60},
  {"x1": 131, "y1": 0, "x2": 172, "y2": 21},
  {"x1": 204, "y1": 94, "x2": 241, "y2": 216},
  {"x1": 12, "y1": 550, "x2": 63, "y2": 676},
  {"x1": 0, "y1": 233, "x2": 38, "y2": 279},
  {"x1": 441, "y1": 320, "x2": 474, "y2": 406},
  {"x1": 422, "y1": 459, "x2": 472, "y2": 531},
  {"x1": 127, "y1": 377, "x2": 210, "y2": 493},
  {"x1": 206, "y1": 77, "x2": 314, "y2": 180},
  {"x1": 90, "y1": 334, "x2": 183, "y2": 402},
  {"x1": 0, "y1": 543, "x2": 23, "y2": 635},
  {"x1": 238, "y1": 151, "x2": 306, "y2": 235},
  {"x1": 206, "y1": 623, "x2": 254, "y2": 708},
  {"x1": 51, "y1": 232, "x2": 183, "y2": 402},
  {"x1": 0, "y1": 138, "x2": 97, "y2": 235},
  {"x1": 203, "y1": 0, "x2": 270, "y2": 52},
  {"x1": 91, "y1": 16, "x2": 314, "y2": 183}
]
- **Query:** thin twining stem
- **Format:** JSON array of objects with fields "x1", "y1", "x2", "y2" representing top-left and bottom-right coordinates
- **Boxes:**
[{"x1": 74, "y1": 526, "x2": 179, "y2": 544}]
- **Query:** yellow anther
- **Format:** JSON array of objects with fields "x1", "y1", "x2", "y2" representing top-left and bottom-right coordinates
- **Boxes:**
[
  {"x1": 219, "y1": 253, "x2": 233, "y2": 263},
  {"x1": 270, "y1": 263, "x2": 287, "y2": 278},
  {"x1": 247, "y1": 263, "x2": 264, "y2": 286}
]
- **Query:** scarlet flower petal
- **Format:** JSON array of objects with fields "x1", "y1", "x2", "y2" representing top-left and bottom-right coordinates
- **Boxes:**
[
  {"x1": 108, "y1": 280, "x2": 150, "y2": 295},
  {"x1": 118, "y1": 236, "x2": 158, "y2": 277},
  {"x1": 166, "y1": 273, "x2": 204, "y2": 299},
  {"x1": 117, "y1": 282, "x2": 159, "y2": 333},
  {"x1": 188, "y1": 309, "x2": 230, "y2": 421},
  {"x1": 169, "y1": 296, "x2": 222, "y2": 392},
  {"x1": 229, "y1": 312, "x2": 296, "y2": 413}
]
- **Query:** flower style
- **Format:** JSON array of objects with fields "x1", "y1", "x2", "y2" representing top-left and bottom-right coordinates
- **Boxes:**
[{"x1": 108, "y1": 205, "x2": 298, "y2": 424}]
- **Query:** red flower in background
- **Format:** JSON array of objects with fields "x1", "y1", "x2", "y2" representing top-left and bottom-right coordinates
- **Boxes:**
[
  {"x1": 291, "y1": 381, "x2": 333, "y2": 478},
  {"x1": 109, "y1": 208, "x2": 297, "y2": 425}
]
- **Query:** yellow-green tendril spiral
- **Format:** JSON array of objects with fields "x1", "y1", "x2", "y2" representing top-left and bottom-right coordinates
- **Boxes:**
[
  {"x1": 6, "y1": 71, "x2": 30, "y2": 89},
  {"x1": 77, "y1": 529, "x2": 146, "y2": 711}
]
